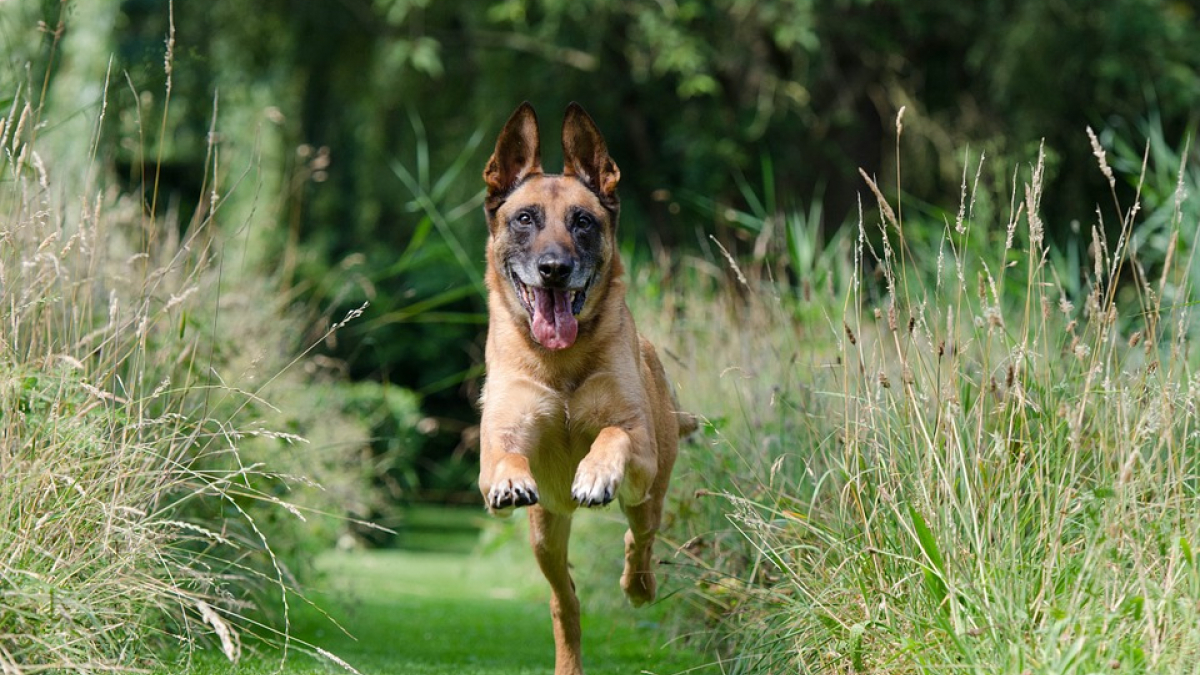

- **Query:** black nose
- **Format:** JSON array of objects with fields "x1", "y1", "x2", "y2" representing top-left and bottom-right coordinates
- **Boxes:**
[{"x1": 538, "y1": 253, "x2": 574, "y2": 286}]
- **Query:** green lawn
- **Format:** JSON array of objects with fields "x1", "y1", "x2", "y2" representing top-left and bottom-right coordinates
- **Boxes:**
[{"x1": 185, "y1": 507, "x2": 717, "y2": 675}]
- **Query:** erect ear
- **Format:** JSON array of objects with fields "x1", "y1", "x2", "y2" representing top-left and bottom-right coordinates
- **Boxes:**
[
  {"x1": 483, "y1": 102, "x2": 543, "y2": 207},
  {"x1": 561, "y1": 102, "x2": 620, "y2": 207}
]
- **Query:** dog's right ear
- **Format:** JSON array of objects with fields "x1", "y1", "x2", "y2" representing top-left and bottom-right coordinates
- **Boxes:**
[{"x1": 484, "y1": 102, "x2": 542, "y2": 210}]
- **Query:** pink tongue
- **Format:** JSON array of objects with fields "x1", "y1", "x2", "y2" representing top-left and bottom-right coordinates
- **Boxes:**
[{"x1": 530, "y1": 287, "x2": 578, "y2": 350}]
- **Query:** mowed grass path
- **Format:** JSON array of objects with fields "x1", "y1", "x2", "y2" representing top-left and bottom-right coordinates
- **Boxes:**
[{"x1": 189, "y1": 507, "x2": 717, "y2": 675}]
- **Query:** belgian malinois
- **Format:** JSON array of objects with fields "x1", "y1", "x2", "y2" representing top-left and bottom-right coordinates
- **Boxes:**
[{"x1": 478, "y1": 102, "x2": 694, "y2": 675}]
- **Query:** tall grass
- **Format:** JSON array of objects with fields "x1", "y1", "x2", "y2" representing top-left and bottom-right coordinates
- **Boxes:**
[
  {"x1": 0, "y1": 58, "x2": 371, "y2": 673},
  {"x1": 642, "y1": 121, "x2": 1200, "y2": 673}
]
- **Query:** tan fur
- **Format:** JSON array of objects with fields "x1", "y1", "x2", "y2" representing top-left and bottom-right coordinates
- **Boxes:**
[{"x1": 477, "y1": 103, "x2": 686, "y2": 675}]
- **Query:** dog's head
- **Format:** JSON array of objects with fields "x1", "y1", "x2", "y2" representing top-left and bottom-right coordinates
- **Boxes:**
[{"x1": 483, "y1": 102, "x2": 621, "y2": 351}]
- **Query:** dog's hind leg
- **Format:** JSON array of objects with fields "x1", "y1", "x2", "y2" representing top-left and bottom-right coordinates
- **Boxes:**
[
  {"x1": 529, "y1": 505, "x2": 583, "y2": 675},
  {"x1": 619, "y1": 491, "x2": 663, "y2": 607},
  {"x1": 620, "y1": 422, "x2": 677, "y2": 607}
]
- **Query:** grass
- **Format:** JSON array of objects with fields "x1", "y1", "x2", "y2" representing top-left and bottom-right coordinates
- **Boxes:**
[
  {"x1": 182, "y1": 507, "x2": 719, "y2": 675},
  {"x1": 631, "y1": 124, "x2": 1200, "y2": 672},
  {"x1": 0, "y1": 85, "x2": 257, "y2": 668},
  {"x1": 0, "y1": 41, "x2": 377, "y2": 673}
]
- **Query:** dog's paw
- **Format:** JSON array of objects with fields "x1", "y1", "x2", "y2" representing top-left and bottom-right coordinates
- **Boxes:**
[
  {"x1": 622, "y1": 529, "x2": 656, "y2": 606},
  {"x1": 571, "y1": 458, "x2": 623, "y2": 507},
  {"x1": 486, "y1": 475, "x2": 539, "y2": 515},
  {"x1": 621, "y1": 566, "x2": 657, "y2": 607}
]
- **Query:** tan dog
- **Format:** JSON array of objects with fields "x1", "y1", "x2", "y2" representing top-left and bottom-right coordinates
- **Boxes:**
[{"x1": 478, "y1": 102, "x2": 693, "y2": 675}]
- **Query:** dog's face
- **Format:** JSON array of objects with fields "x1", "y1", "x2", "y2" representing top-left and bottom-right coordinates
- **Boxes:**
[{"x1": 483, "y1": 103, "x2": 621, "y2": 351}]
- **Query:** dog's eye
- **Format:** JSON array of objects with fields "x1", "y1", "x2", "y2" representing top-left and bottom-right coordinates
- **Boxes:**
[
  {"x1": 574, "y1": 213, "x2": 594, "y2": 231},
  {"x1": 514, "y1": 212, "x2": 534, "y2": 229}
]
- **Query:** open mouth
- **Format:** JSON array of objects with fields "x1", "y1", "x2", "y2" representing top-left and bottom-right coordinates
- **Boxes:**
[{"x1": 508, "y1": 267, "x2": 592, "y2": 350}]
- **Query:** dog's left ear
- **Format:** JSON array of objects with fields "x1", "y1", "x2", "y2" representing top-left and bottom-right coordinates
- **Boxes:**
[{"x1": 562, "y1": 103, "x2": 620, "y2": 208}]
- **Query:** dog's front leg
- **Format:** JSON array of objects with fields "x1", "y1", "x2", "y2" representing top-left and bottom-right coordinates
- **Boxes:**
[
  {"x1": 479, "y1": 381, "x2": 550, "y2": 516},
  {"x1": 479, "y1": 426, "x2": 540, "y2": 517},
  {"x1": 571, "y1": 424, "x2": 655, "y2": 508},
  {"x1": 479, "y1": 441, "x2": 539, "y2": 516}
]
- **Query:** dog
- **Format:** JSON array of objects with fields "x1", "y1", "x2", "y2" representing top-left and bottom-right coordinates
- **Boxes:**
[{"x1": 478, "y1": 102, "x2": 694, "y2": 675}]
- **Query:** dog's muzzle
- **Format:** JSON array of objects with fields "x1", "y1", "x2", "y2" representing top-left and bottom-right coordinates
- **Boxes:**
[{"x1": 509, "y1": 266, "x2": 592, "y2": 350}]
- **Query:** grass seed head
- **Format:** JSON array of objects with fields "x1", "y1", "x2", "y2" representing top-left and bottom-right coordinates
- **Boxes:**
[
  {"x1": 985, "y1": 306, "x2": 1004, "y2": 329},
  {"x1": 1087, "y1": 126, "x2": 1116, "y2": 190}
]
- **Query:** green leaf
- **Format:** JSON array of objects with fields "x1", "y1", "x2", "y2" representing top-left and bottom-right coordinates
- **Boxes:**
[
  {"x1": 909, "y1": 504, "x2": 948, "y2": 609},
  {"x1": 910, "y1": 505, "x2": 945, "y2": 571},
  {"x1": 410, "y1": 37, "x2": 443, "y2": 77}
]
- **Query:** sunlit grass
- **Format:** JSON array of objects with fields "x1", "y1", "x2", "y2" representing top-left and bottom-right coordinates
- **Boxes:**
[{"x1": 637, "y1": 124, "x2": 1200, "y2": 673}]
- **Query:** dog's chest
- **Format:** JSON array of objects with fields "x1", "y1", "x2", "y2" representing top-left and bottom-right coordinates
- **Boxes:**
[
  {"x1": 523, "y1": 384, "x2": 624, "y2": 511},
  {"x1": 529, "y1": 391, "x2": 606, "y2": 461}
]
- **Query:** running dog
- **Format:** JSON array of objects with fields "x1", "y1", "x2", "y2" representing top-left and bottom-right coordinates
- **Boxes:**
[{"x1": 477, "y1": 102, "x2": 693, "y2": 675}]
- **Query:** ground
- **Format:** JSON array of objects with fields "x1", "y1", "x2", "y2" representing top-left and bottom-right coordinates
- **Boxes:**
[{"x1": 183, "y1": 507, "x2": 717, "y2": 675}]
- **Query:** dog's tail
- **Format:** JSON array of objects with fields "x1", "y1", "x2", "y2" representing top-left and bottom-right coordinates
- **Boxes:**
[
  {"x1": 668, "y1": 374, "x2": 699, "y2": 437},
  {"x1": 675, "y1": 409, "x2": 699, "y2": 437},
  {"x1": 642, "y1": 336, "x2": 700, "y2": 438}
]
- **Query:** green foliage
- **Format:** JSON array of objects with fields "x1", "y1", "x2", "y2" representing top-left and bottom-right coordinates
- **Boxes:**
[
  {"x1": 330, "y1": 380, "x2": 457, "y2": 542},
  {"x1": 1109, "y1": 113, "x2": 1200, "y2": 289},
  {"x1": 20, "y1": 0, "x2": 1191, "y2": 503}
]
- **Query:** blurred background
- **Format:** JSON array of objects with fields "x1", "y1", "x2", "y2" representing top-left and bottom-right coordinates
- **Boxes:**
[{"x1": 4, "y1": 0, "x2": 1198, "y2": 525}]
